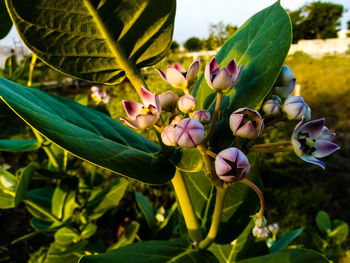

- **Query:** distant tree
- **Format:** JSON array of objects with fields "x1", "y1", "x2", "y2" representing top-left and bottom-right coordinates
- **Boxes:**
[
  {"x1": 203, "y1": 22, "x2": 237, "y2": 50},
  {"x1": 183, "y1": 37, "x2": 203, "y2": 51},
  {"x1": 347, "y1": 20, "x2": 350, "y2": 37},
  {"x1": 289, "y1": 1, "x2": 344, "y2": 43},
  {"x1": 170, "y1": 41, "x2": 180, "y2": 53}
]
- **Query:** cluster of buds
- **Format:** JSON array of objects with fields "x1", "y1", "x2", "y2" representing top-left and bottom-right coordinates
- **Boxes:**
[
  {"x1": 252, "y1": 214, "x2": 270, "y2": 239},
  {"x1": 91, "y1": 86, "x2": 110, "y2": 104},
  {"x1": 262, "y1": 66, "x2": 311, "y2": 120}
]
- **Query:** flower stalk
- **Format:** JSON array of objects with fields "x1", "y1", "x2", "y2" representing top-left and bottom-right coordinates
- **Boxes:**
[
  {"x1": 240, "y1": 178, "x2": 265, "y2": 217},
  {"x1": 204, "y1": 92, "x2": 222, "y2": 143}
]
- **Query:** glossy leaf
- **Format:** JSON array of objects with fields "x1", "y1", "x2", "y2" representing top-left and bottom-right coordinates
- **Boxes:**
[
  {"x1": 81, "y1": 224, "x2": 98, "y2": 239},
  {"x1": 329, "y1": 219, "x2": 348, "y2": 245},
  {"x1": 6, "y1": 0, "x2": 176, "y2": 84},
  {"x1": 0, "y1": 1, "x2": 12, "y2": 39},
  {"x1": 25, "y1": 187, "x2": 54, "y2": 221},
  {"x1": 55, "y1": 227, "x2": 81, "y2": 245},
  {"x1": 210, "y1": 220, "x2": 269, "y2": 262},
  {"x1": 235, "y1": 249, "x2": 329, "y2": 263},
  {"x1": 0, "y1": 139, "x2": 41, "y2": 151},
  {"x1": 175, "y1": 148, "x2": 203, "y2": 173},
  {"x1": 135, "y1": 191, "x2": 157, "y2": 229},
  {"x1": 270, "y1": 228, "x2": 303, "y2": 253},
  {"x1": 0, "y1": 78, "x2": 176, "y2": 184},
  {"x1": 182, "y1": 153, "x2": 262, "y2": 243},
  {"x1": 79, "y1": 238, "x2": 219, "y2": 263},
  {"x1": 316, "y1": 211, "x2": 331, "y2": 233},
  {"x1": 14, "y1": 163, "x2": 35, "y2": 206}
]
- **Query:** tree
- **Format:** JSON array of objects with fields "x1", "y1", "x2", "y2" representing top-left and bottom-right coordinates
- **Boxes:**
[
  {"x1": 203, "y1": 22, "x2": 237, "y2": 50},
  {"x1": 183, "y1": 37, "x2": 203, "y2": 51},
  {"x1": 170, "y1": 41, "x2": 179, "y2": 53},
  {"x1": 288, "y1": 1, "x2": 344, "y2": 43}
]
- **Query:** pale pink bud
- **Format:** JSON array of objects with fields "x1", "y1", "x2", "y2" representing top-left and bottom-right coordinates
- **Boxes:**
[
  {"x1": 282, "y1": 96, "x2": 310, "y2": 120},
  {"x1": 229, "y1": 108, "x2": 264, "y2": 139},
  {"x1": 159, "y1": 91, "x2": 179, "y2": 112},
  {"x1": 192, "y1": 110, "x2": 211, "y2": 124},
  {"x1": 161, "y1": 125, "x2": 177, "y2": 146},
  {"x1": 178, "y1": 95, "x2": 196, "y2": 113},
  {"x1": 262, "y1": 99, "x2": 281, "y2": 116},
  {"x1": 215, "y1": 147, "x2": 250, "y2": 181},
  {"x1": 174, "y1": 118, "x2": 204, "y2": 148}
]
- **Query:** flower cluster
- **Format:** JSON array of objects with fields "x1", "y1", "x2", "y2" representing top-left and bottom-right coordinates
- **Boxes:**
[{"x1": 91, "y1": 86, "x2": 110, "y2": 104}]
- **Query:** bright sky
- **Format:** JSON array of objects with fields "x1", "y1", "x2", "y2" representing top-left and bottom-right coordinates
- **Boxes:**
[{"x1": 1, "y1": 0, "x2": 349, "y2": 46}]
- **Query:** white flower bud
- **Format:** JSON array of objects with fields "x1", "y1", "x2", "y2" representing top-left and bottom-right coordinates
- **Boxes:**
[{"x1": 178, "y1": 95, "x2": 196, "y2": 113}]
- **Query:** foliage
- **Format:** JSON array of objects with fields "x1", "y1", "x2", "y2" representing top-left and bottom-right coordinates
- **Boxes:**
[
  {"x1": 288, "y1": 1, "x2": 344, "y2": 43},
  {"x1": 204, "y1": 21, "x2": 237, "y2": 50},
  {"x1": 0, "y1": 0, "x2": 12, "y2": 39},
  {"x1": 170, "y1": 41, "x2": 180, "y2": 53},
  {"x1": 183, "y1": 37, "x2": 204, "y2": 51}
]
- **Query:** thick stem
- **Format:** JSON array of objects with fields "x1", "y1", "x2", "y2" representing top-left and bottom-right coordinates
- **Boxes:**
[
  {"x1": 250, "y1": 145, "x2": 293, "y2": 153},
  {"x1": 198, "y1": 187, "x2": 227, "y2": 249},
  {"x1": 84, "y1": 0, "x2": 147, "y2": 95},
  {"x1": 240, "y1": 178, "x2": 265, "y2": 217},
  {"x1": 171, "y1": 169, "x2": 202, "y2": 242},
  {"x1": 27, "y1": 54, "x2": 37, "y2": 87},
  {"x1": 198, "y1": 145, "x2": 223, "y2": 188},
  {"x1": 204, "y1": 92, "x2": 222, "y2": 143}
]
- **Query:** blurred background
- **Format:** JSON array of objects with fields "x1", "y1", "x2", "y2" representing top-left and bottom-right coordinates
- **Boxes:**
[{"x1": 0, "y1": 1, "x2": 349, "y2": 262}]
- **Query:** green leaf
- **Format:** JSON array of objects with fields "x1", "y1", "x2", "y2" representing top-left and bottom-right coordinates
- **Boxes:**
[
  {"x1": 0, "y1": 1, "x2": 12, "y2": 39},
  {"x1": 87, "y1": 177, "x2": 128, "y2": 219},
  {"x1": 81, "y1": 223, "x2": 97, "y2": 239},
  {"x1": 0, "y1": 168, "x2": 17, "y2": 189},
  {"x1": 135, "y1": 191, "x2": 157, "y2": 229},
  {"x1": 175, "y1": 148, "x2": 203, "y2": 173},
  {"x1": 55, "y1": 227, "x2": 81, "y2": 245},
  {"x1": 182, "y1": 153, "x2": 261, "y2": 243},
  {"x1": 316, "y1": 211, "x2": 331, "y2": 233},
  {"x1": 0, "y1": 139, "x2": 41, "y2": 151},
  {"x1": 210, "y1": 220, "x2": 269, "y2": 262},
  {"x1": 75, "y1": 94, "x2": 89, "y2": 106},
  {"x1": 0, "y1": 78, "x2": 175, "y2": 184},
  {"x1": 14, "y1": 163, "x2": 35, "y2": 206},
  {"x1": 269, "y1": 228, "x2": 303, "y2": 253},
  {"x1": 194, "y1": 2, "x2": 291, "y2": 114},
  {"x1": 4, "y1": 54, "x2": 18, "y2": 79},
  {"x1": 25, "y1": 187, "x2": 54, "y2": 221},
  {"x1": 329, "y1": 219, "x2": 348, "y2": 245},
  {"x1": 235, "y1": 249, "x2": 329, "y2": 263},
  {"x1": 79, "y1": 238, "x2": 219, "y2": 263},
  {"x1": 107, "y1": 221, "x2": 140, "y2": 251},
  {"x1": 6, "y1": 0, "x2": 176, "y2": 84}
]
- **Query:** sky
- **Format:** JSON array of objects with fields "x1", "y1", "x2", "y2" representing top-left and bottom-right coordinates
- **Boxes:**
[{"x1": 1, "y1": 0, "x2": 350, "y2": 46}]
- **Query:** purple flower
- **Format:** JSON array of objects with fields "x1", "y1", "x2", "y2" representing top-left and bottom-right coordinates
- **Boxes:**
[
  {"x1": 291, "y1": 118, "x2": 340, "y2": 169},
  {"x1": 204, "y1": 56, "x2": 242, "y2": 93},
  {"x1": 159, "y1": 90, "x2": 179, "y2": 112},
  {"x1": 174, "y1": 118, "x2": 204, "y2": 148},
  {"x1": 161, "y1": 125, "x2": 177, "y2": 146},
  {"x1": 282, "y1": 96, "x2": 311, "y2": 120},
  {"x1": 178, "y1": 95, "x2": 196, "y2": 113},
  {"x1": 229, "y1": 108, "x2": 264, "y2": 139},
  {"x1": 192, "y1": 110, "x2": 211, "y2": 125},
  {"x1": 156, "y1": 58, "x2": 200, "y2": 89},
  {"x1": 121, "y1": 87, "x2": 161, "y2": 129},
  {"x1": 215, "y1": 147, "x2": 250, "y2": 182}
]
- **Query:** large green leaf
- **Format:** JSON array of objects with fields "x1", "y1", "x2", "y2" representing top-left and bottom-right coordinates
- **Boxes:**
[
  {"x1": 182, "y1": 153, "x2": 262, "y2": 243},
  {"x1": 235, "y1": 249, "x2": 329, "y2": 263},
  {"x1": 0, "y1": 0, "x2": 12, "y2": 39},
  {"x1": 269, "y1": 228, "x2": 303, "y2": 253},
  {"x1": 6, "y1": 0, "x2": 176, "y2": 84},
  {"x1": 0, "y1": 139, "x2": 41, "y2": 151},
  {"x1": 79, "y1": 238, "x2": 219, "y2": 263},
  {"x1": 210, "y1": 220, "x2": 269, "y2": 262},
  {"x1": 0, "y1": 78, "x2": 175, "y2": 184},
  {"x1": 14, "y1": 163, "x2": 35, "y2": 206}
]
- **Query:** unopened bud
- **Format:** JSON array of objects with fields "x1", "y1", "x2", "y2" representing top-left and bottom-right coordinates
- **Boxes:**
[
  {"x1": 192, "y1": 110, "x2": 211, "y2": 124},
  {"x1": 275, "y1": 66, "x2": 294, "y2": 87},
  {"x1": 161, "y1": 125, "x2": 177, "y2": 146},
  {"x1": 159, "y1": 91, "x2": 179, "y2": 112},
  {"x1": 175, "y1": 118, "x2": 204, "y2": 148},
  {"x1": 178, "y1": 95, "x2": 196, "y2": 113},
  {"x1": 282, "y1": 96, "x2": 310, "y2": 120},
  {"x1": 262, "y1": 99, "x2": 281, "y2": 116},
  {"x1": 229, "y1": 108, "x2": 264, "y2": 139}
]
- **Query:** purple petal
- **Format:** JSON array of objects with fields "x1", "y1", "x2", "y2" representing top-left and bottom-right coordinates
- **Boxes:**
[
  {"x1": 140, "y1": 86, "x2": 156, "y2": 108},
  {"x1": 291, "y1": 139, "x2": 303, "y2": 157},
  {"x1": 229, "y1": 113, "x2": 244, "y2": 134},
  {"x1": 156, "y1": 68, "x2": 167, "y2": 82},
  {"x1": 173, "y1": 63, "x2": 186, "y2": 73},
  {"x1": 165, "y1": 67, "x2": 187, "y2": 88},
  {"x1": 136, "y1": 114, "x2": 158, "y2": 130},
  {"x1": 204, "y1": 60, "x2": 214, "y2": 87},
  {"x1": 218, "y1": 147, "x2": 238, "y2": 163},
  {"x1": 231, "y1": 65, "x2": 243, "y2": 86},
  {"x1": 300, "y1": 118, "x2": 325, "y2": 139},
  {"x1": 215, "y1": 156, "x2": 232, "y2": 176},
  {"x1": 212, "y1": 68, "x2": 232, "y2": 91},
  {"x1": 226, "y1": 59, "x2": 238, "y2": 76},
  {"x1": 292, "y1": 118, "x2": 305, "y2": 140},
  {"x1": 300, "y1": 154, "x2": 326, "y2": 169},
  {"x1": 236, "y1": 121, "x2": 257, "y2": 139},
  {"x1": 154, "y1": 94, "x2": 161, "y2": 115},
  {"x1": 186, "y1": 58, "x2": 200, "y2": 83},
  {"x1": 209, "y1": 57, "x2": 219, "y2": 73},
  {"x1": 313, "y1": 140, "x2": 340, "y2": 158},
  {"x1": 122, "y1": 100, "x2": 143, "y2": 120},
  {"x1": 316, "y1": 126, "x2": 335, "y2": 141},
  {"x1": 236, "y1": 150, "x2": 250, "y2": 170},
  {"x1": 120, "y1": 117, "x2": 140, "y2": 129}
]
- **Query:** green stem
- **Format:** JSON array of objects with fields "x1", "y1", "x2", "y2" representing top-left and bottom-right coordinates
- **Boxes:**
[
  {"x1": 198, "y1": 187, "x2": 227, "y2": 249},
  {"x1": 198, "y1": 145, "x2": 223, "y2": 188},
  {"x1": 252, "y1": 141, "x2": 291, "y2": 148},
  {"x1": 27, "y1": 54, "x2": 37, "y2": 87},
  {"x1": 250, "y1": 145, "x2": 293, "y2": 153},
  {"x1": 204, "y1": 92, "x2": 222, "y2": 144},
  {"x1": 83, "y1": 0, "x2": 147, "y2": 95},
  {"x1": 42, "y1": 145, "x2": 60, "y2": 169},
  {"x1": 172, "y1": 169, "x2": 202, "y2": 243},
  {"x1": 240, "y1": 178, "x2": 265, "y2": 217}
]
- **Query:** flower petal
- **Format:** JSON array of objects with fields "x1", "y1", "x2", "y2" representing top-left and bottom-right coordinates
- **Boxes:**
[
  {"x1": 165, "y1": 67, "x2": 187, "y2": 88},
  {"x1": 140, "y1": 86, "x2": 156, "y2": 108},
  {"x1": 300, "y1": 118, "x2": 325, "y2": 139},
  {"x1": 212, "y1": 68, "x2": 231, "y2": 91},
  {"x1": 120, "y1": 117, "x2": 140, "y2": 129},
  {"x1": 299, "y1": 154, "x2": 326, "y2": 169},
  {"x1": 291, "y1": 139, "x2": 303, "y2": 157},
  {"x1": 292, "y1": 118, "x2": 305, "y2": 140},
  {"x1": 316, "y1": 126, "x2": 335, "y2": 141},
  {"x1": 226, "y1": 59, "x2": 238, "y2": 76},
  {"x1": 218, "y1": 147, "x2": 238, "y2": 163},
  {"x1": 122, "y1": 100, "x2": 144, "y2": 120},
  {"x1": 186, "y1": 58, "x2": 200, "y2": 83},
  {"x1": 215, "y1": 155, "x2": 232, "y2": 176},
  {"x1": 136, "y1": 114, "x2": 158, "y2": 129},
  {"x1": 173, "y1": 63, "x2": 186, "y2": 73},
  {"x1": 229, "y1": 113, "x2": 244, "y2": 133},
  {"x1": 156, "y1": 68, "x2": 167, "y2": 81},
  {"x1": 231, "y1": 65, "x2": 243, "y2": 86},
  {"x1": 236, "y1": 121, "x2": 257, "y2": 139},
  {"x1": 313, "y1": 140, "x2": 340, "y2": 158}
]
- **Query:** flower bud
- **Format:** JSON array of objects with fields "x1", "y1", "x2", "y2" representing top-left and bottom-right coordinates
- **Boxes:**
[
  {"x1": 215, "y1": 147, "x2": 250, "y2": 182},
  {"x1": 178, "y1": 95, "x2": 196, "y2": 113},
  {"x1": 275, "y1": 66, "x2": 294, "y2": 87},
  {"x1": 161, "y1": 125, "x2": 177, "y2": 146},
  {"x1": 252, "y1": 226, "x2": 270, "y2": 239},
  {"x1": 262, "y1": 99, "x2": 281, "y2": 116},
  {"x1": 268, "y1": 223, "x2": 279, "y2": 235},
  {"x1": 192, "y1": 110, "x2": 211, "y2": 124},
  {"x1": 229, "y1": 108, "x2": 264, "y2": 139},
  {"x1": 159, "y1": 91, "x2": 179, "y2": 112},
  {"x1": 174, "y1": 118, "x2": 204, "y2": 148},
  {"x1": 282, "y1": 96, "x2": 310, "y2": 120},
  {"x1": 274, "y1": 78, "x2": 296, "y2": 99}
]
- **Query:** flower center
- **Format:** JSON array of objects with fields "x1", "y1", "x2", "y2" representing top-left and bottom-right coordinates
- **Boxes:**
[
  {"x1": 222, "y1": 160, "x2": 245, "y2": 180},
  {"x1": 298, "y1": 132, "x2": 316, "y2": 155},
  {"x1": 140, "y1": 105, "x2": 157, "y2": 116}
]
